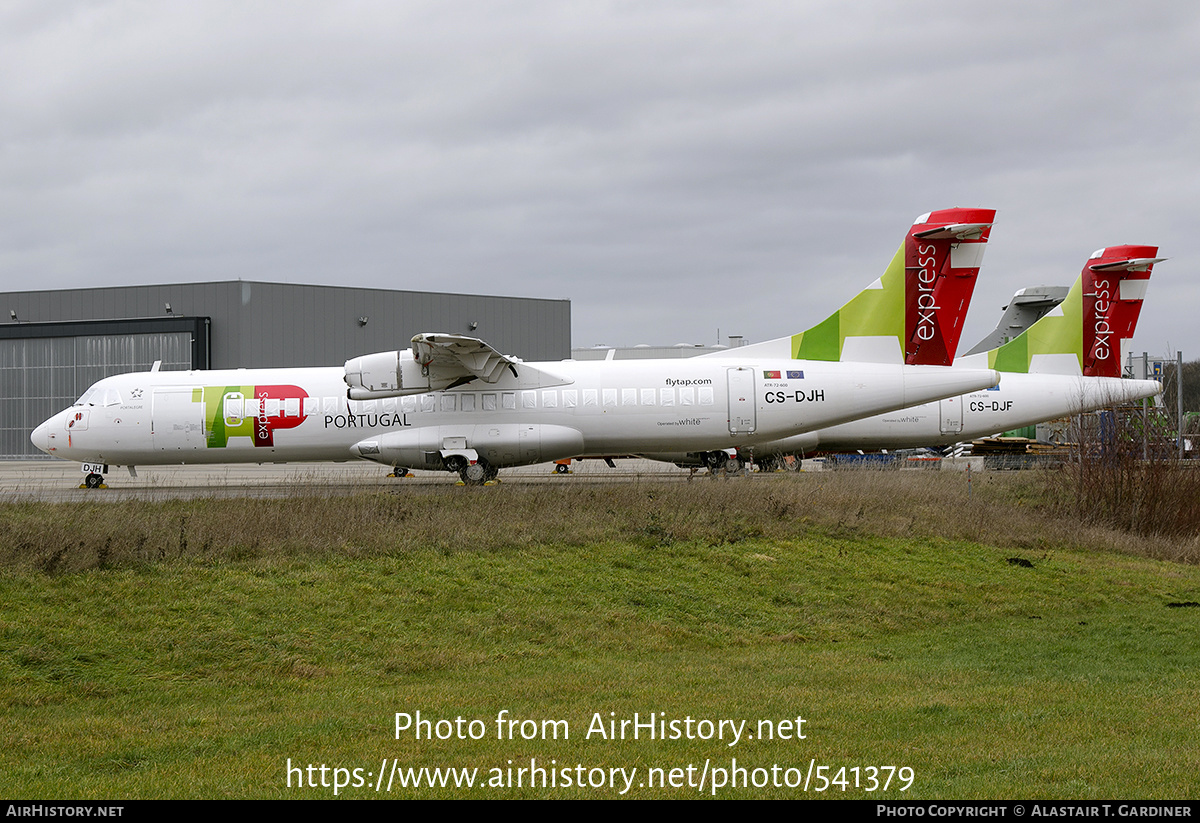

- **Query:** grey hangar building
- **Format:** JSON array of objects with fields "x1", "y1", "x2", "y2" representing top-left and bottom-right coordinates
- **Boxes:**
[{"x1": 1, "y1": 281, "x2": 571, "y2": 458}]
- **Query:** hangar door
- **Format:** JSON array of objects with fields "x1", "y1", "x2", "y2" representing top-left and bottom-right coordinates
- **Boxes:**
[{"x1": 0, "y1": 324, "x2": 202, "y2": 458}]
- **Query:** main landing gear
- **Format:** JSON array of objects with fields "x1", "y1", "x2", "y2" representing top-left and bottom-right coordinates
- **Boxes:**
[
  {"x1": 700, "y1": 450, "x2": 745, "y2": 477},
  {"x1": 444, "y1": 455, "x2": 498, "y2": 486}
]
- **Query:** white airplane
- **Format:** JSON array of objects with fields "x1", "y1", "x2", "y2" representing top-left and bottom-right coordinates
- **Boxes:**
[
  {"x1": 29, "y1": 210, "x2": 1002, "y2": 487},
  {"x1": 697, "y1": 244, "x2": 1164, "y2": 463}
]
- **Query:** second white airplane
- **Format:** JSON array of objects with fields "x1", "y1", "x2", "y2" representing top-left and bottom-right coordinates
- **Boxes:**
[{"x1": 681, "y1": 244, "x2": 1164, "y2": 465}]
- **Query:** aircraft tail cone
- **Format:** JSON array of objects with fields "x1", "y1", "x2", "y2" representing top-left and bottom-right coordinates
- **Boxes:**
[
  {"x1": 901, "y1": 367, "x2": 1001, "y2": 407},
  {"x1": 1076, "y1": 377, "x2": 1161, "y2": 408}
]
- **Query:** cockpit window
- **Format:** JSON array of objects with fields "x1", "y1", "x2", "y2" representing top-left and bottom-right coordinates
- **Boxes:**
[{"x1": 74, "y1": 386, "x2": 121, "y2": 407}]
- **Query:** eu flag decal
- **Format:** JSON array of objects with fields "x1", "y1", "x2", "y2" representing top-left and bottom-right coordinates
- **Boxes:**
[{"x1": 787, "y1": 370, "x2": 804, "y2": 379}]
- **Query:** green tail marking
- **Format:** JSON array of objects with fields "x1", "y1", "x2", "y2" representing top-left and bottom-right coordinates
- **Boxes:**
[
  {"x1": 987, "y1": 279, "x2": 1083, "y2": 373},
  {"x1": 791, "y1": 242, "x2": 906, "y2": 360}
]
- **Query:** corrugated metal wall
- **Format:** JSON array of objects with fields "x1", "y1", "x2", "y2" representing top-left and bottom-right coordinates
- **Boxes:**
[
  {"x1": 1, "y1": 281, "x2": 570, "y2": 368},
  {"x1": 0, "y1": 281, "x2": 570, "y2": 458}
]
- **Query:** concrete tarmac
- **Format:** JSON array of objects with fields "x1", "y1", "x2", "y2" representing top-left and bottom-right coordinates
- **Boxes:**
[{"x1": 0, "y1": 457, "x2": 699, "y2": 503}]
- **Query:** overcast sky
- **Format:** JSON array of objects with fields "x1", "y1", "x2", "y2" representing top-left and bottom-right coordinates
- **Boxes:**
[{"x1": 2, "y1": 1, "x2": 1196, "y2": 361}]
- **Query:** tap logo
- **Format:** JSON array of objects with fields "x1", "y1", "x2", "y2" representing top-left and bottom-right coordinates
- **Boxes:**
[{"x1": 193, "y1": 384, "x2": 310, "y2": 448}]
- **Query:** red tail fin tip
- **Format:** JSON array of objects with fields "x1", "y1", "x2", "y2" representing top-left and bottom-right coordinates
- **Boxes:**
[
  {"x1": 1082, "y1": 245, "x2": 1163, "y2": 378},
  {"x1": 904, "y1": 207, "x2": 996, "y2": 366}
]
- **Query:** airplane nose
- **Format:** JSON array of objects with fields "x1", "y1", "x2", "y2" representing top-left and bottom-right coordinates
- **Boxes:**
[{"x1": 30, "y1": 420, "x2": 50, "y2": 455}]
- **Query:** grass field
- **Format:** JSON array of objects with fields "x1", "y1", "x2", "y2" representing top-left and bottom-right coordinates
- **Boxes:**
[{"x1": 2, "y1": 470, "x2": 1198, "y2": 798}]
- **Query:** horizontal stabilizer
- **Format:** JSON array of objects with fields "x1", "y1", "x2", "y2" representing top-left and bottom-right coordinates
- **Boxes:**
[
  {"x1": 911, "y1": 222, "x2": 992, "y2": 241},
  {"x1": 1089, "y1": 257, "x2": 1166, "y2": 272}
]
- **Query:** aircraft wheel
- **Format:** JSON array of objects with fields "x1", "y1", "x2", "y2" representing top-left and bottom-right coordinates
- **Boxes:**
[
  {"x1": 555, "y1": 463, "x2": 569, "y2": 474},
  {"x1": 725, "y1": 457, "x2": 743, "y2": 475},
  {"x1": 461, "y1": 462, "x2": 488, "y2": 485},
  {"x1": 84, "y1": 472, "x2": 104, "y2": 489}
]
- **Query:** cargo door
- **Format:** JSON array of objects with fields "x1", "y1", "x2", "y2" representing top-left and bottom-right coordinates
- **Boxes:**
[
  {"x1": 727, "y1": 368, "x2": 756, "y2": 435},
  {"x1": 940, "y1": 395, "x2": 963, "y2": 435},
  {"x1": 153, "y1": 388, "x2": 205, "y2": 452}
]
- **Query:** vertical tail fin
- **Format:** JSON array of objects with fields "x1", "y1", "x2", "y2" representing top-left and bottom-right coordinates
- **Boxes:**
[
  {"x1": 1082, "y1": 245, "x2": 1160, "y2": 377},
  {"x1": 703, "y1": 207, "x2": 995, "y2": 362},
  {"x1": 968, "y1": 245, "x2": 1163, "y2": 376},
  {"x1": 791, "y1": 207, "x2": 995, "y2": 363},
  {"x1": 903, "y1": 207, "x2": 996, "y2": 365}
]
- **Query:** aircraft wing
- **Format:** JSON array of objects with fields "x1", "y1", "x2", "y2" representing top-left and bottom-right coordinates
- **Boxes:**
[
  {"x1": 410, "y1": 333, "x2": 519, "y2": 385},
  {"x1": 345, "y1": 333, "x2": 571, "y2": 400}
]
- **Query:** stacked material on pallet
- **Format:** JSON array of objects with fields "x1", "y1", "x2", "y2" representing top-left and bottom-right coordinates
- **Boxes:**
[
  {"x1": 967, "y1": 437, "x2": 1073, "y2": 457},
  {"x1": 966, "y1": 437, "x2": 1072, "y2": 470}
]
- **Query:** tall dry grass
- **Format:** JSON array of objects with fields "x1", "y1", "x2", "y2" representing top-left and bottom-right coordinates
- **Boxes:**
[
  {"x1": 4, "y1": 467, "x2": 1199, "y2": 575},
  {"x1": 1059, "y1": 407, "x2": 1200, "y2": 541}
]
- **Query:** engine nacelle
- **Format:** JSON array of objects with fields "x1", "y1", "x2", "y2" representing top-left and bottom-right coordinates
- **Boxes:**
[
  {"x1": 351, "y1": 424, "x2": 585, "y2": 470},
  {"x1": 344, "y1": 350, "x2": 450, "y2": 400}
]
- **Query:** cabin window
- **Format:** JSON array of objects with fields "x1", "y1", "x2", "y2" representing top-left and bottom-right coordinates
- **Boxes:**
[
  {"x1": 421, "y1": 394, "x2": 436, "y2": 413},
  {"x1": 284, "y1": 397, "x2": 301, "y2": 417},
  {"x1": 502, "y1": 392, "x2": 516, "y2": 410},
  {"x1": 699, "y1": 387, "x2": 714, "y2": 406},
  {"x1": 640, "y1": 388, "x2": 655, "y2": 406},
  {"x1": 304, "y1": 397, "x2": 317, "y2": 416},
  {"x1": 622, "y1": 388, "x2": 637, "y2": 406},
  {"x1": 461, "y1": 394, "x2": 476, "y2": 412},
  {"x1": 483, "y1": 393, "x2": 497, "y2": 411},
  {"x1": 324, "y1": 396, "x2": 340, "y2": 414},
  {"x1": 522, "y1": 391, "x2": 536, "y2": 409},
  {"x1": 402, "y1": 396, "x2": 417, "y2": 413},
  {"x1": 441, "y1": 395, "x2": 456, "y2": 412},
  {"x1": 679, "y1": 388, "x2": 694, "y2": 406},
  {"x1": 542, "y1": 390, "x2": 557, "y2": 408},
  {"x1": 603, "y1": 389, "x2": 616, "y2": 407},
  {"x1": 660, "y1": 388, "x2": 674, "y2": 406},
  {"x1": 562, "y1": 390, "x2": 577, "y2": 408},
  {"x1": 584, "y1": 389, "x2": 599, "y2": 407}
]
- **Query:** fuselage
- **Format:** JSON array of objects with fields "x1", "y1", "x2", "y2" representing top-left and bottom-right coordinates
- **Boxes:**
[
  {"x1": 30, "y1": 357, "x2": 1000, "y2": 471},
  {"x1": 739, "y1": 372, "x2": 1161, "y2": 457}
]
